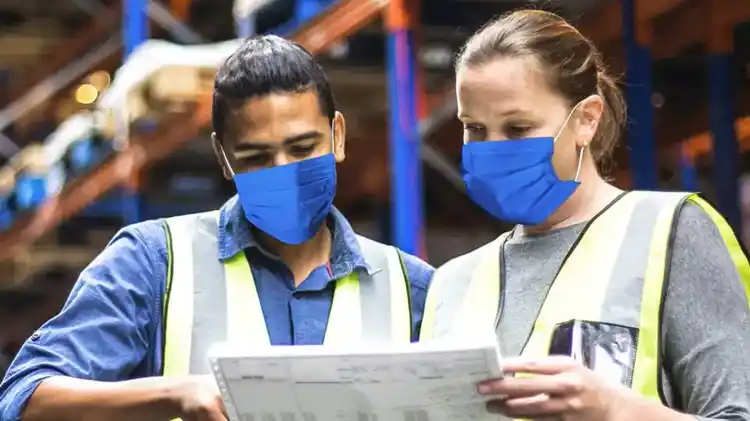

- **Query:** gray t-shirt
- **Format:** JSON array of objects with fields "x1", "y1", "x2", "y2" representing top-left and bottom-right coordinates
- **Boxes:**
[{"x1": 498, "y1": 202, "x2": 750, "y2": 419}]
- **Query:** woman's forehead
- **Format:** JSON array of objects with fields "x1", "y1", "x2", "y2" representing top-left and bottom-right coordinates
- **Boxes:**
[
  {"x1": 457, "y1": 57, "x2": 556, "y2": 117},
  {"x1": 456, "y1": 57, "x2": 566, "y2": 118},
  {"x1": 460, "y1": 57, "x2": 549, "y2": 93}
]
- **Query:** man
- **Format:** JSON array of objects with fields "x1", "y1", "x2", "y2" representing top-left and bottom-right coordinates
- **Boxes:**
[{"x1": 0, "y1": 35, "x2": 434, "y2": 421}]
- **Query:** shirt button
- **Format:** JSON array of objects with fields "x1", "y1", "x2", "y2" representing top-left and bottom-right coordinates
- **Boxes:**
[{"x1": 30, "y1": 332, "x2": 41, "y2": 341}]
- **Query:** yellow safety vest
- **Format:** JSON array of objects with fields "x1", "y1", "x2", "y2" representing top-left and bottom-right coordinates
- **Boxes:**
[
  {"x1": 420, "y1": 191, "x2": 750, "y2": 404},
  {"x1": 160, "y1": 211, "x2": 412, "y2": 378}
]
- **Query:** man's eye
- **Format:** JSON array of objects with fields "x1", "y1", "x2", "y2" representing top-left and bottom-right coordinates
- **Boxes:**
[
  {"x1": 244, "y1": 154, "x2": 269, "y2": 165},
  {"x1": 290, "y1": 145, "x2": 315, "y2": 156}
]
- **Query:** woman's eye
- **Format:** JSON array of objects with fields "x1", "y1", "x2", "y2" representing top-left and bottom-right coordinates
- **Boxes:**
[
  {"x1": 506, "y1": 125, "x2": 532, "y2": 138},
  {"x1": 463, "y1": 125, "x2": 486, "y2": 142},
  {"x1": 464, "y1": 125, "x2": 486, "y2": 136}
]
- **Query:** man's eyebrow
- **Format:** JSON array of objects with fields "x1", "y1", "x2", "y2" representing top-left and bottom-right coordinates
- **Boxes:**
[{"x1": 282, "y1": 131, "x2": 323, "y2": 145}]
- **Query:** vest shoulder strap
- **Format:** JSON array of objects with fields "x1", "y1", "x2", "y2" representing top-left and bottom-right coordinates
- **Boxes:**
[
  {"x1": 421, "y1": 233, "x2": 509, "y2": 340},
  {"x1": 162, "y1": 211, "x2": 221, "y2": 302},
  {"x1": 161, "y1": 211, "x2": 222, "y2": 376},
  {"x1": 353, "y1": 235, "x2": 412, "y2": 342},
  {"x1": 355, "y1": 235, "x2": 406, "y2": 277},
  {"x1": 685, "y1": 194, "x2": 750, "y2": 306}
]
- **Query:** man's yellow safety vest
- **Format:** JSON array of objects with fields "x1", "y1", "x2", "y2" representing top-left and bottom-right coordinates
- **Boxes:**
[
  {"x1": 159, "y1": 211, "x2": 413, "y2": 377},
  {"x1": 420, "y1": 191, "x2": 750, "y2": 404}
]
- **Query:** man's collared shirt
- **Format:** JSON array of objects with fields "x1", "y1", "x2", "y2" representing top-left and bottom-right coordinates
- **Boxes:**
[{"x1": 0, "y1": 196, "x2": 434, "y2": 421}]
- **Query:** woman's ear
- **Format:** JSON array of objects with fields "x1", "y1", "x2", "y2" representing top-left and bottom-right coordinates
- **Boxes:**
[{"x1": 575, "y1": 95, "x2": 604, "y2": 149}]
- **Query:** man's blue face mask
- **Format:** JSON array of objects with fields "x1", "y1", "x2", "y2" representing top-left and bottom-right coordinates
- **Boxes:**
[
  {"x1": 220, "y1": 125, "x2": 337, "y2": 244},
  {"x1": 461, "y1": 102, "x2": 587, "y2": 226}
]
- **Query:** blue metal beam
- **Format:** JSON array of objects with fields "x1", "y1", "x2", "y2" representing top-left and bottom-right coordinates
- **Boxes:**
[
  {"x1": 122, "y1": 0, "x2": 148, "y2": 224},
  {"x1": 124, "y1": 0, "x2": 148, "y2": 57},
  {"x1": 679, "y1": 150, "x2": 698, "y2": 191},
  {"x1": 386, "y1": 23, "x2": 424, "y2": 256},
  {"x1": 622, "y1": 0, "x2": 658, "y2": 190},
  {"x1": 296, "y1": 0, "x2": 332, "y2": 23},
  {"x1": 709, "y1": 51, "x2": 741, "y2": 231},
  {"x1": 236, "y1": 16, "x2": 256, "y2": 38}
]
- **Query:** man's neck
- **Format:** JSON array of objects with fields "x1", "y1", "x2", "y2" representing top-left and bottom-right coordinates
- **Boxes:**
[{"x1": 256, "y1": 223, "x2": 333, "y2": 287}]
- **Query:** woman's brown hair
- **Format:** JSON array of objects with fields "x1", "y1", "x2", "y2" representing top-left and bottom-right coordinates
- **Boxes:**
[{"x1": 456, "y1": 9, "x2": 626, "y2": 171}]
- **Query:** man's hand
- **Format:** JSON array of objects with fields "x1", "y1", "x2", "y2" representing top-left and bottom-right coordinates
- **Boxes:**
[
  {"x1": 477, "y1": 356, "x2": 630, "y2": 421},
  {"x1": 171, "y1": 375, "x2": 228, "y2": 421},
  {"x1": 22, "y1": 375, "x2": 230, "y2": 421}
]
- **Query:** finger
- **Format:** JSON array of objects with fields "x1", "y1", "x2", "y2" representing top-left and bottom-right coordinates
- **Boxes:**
[
  {"x1": 535, "y1": 417, "x2": 563, "y2": 421},
  {"x1": 486, "y1": 394, "x2": 550, "y2": 415},
  {"x1": 478, "y1": 374, "x2": 583, "y2": 398},
  {"x1": 199, "y1": 406, "x2": 229, "y2": 421},
  {"x1": 213, "y1": 394, "x2": 229, "y2": 420},
  {"x1": 206, "y1": 411, "x2": 229, "y2": 421},
  {"x1": 495, "y1": 394, "x2": 579, "y2": 418},
  {"x1": 501, "y1": 356, "x2": 581, "y2": 375},
  {"x1": 487, "y1": 395, "x2": 569, "y2": 419}
]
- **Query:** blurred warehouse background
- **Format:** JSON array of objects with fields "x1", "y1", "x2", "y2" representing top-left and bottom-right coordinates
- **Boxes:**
[{"x1": 0, "y1": 0, "x2": 749, "y2": 372}]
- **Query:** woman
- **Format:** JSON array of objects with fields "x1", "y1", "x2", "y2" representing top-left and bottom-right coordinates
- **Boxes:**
[{"x1": 420, "y1": 9, "x2": 750, "y2": 421}]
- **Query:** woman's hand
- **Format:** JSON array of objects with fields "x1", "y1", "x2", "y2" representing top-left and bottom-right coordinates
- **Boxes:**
[{"x1": 478, "y1": 356, "x2": 631, "y2": 421}]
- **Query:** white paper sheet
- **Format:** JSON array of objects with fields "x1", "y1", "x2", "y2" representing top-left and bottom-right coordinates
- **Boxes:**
[{"x1": 209, "y1": 340, "x2": 507, "y2": 421}]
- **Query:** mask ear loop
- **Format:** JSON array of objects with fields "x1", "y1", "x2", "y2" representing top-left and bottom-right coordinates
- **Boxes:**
[
  {"x1": 553, "y1": 100, "x2": 589, "y2": 183},
  {"x1": 574, "y1": 143, "x2": 586, "y2": 182},
  {"x1": 552, "y1": 101, "x2": 582, "y2": 144},
  {"x1": 218, "y1": 143, "x2": 236, "y2": 177}
]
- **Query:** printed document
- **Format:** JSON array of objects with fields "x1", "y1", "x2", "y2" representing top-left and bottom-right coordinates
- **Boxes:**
[{"x1": 209, "y1": 340, "x2": 507, "y2": 421}]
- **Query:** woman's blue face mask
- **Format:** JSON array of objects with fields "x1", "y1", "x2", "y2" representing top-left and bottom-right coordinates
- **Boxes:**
[
  {"x1": 461, "y1": 103, "x2": 587, "y2": 226},
  {"x1": 219, "y1": 125, "x2": 337, "y2": 244}
]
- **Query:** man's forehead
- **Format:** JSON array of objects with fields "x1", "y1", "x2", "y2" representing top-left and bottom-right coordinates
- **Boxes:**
[
  {"x1": 224, "y1": 91, "x2": 329, "y2": 144},
  {"x1": 230, "y1": 91, "x2": 323, "y2": 125}
]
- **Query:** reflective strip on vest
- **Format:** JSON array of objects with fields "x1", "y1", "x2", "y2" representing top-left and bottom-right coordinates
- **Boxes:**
[
  {"x1": 161, "y1": 211, "x2": 411, "y2": 378},
  {"x1": 420, "y1": 191, "x2": 750, "y2": 403}
]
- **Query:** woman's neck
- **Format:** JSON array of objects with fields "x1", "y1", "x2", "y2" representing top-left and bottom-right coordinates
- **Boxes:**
[
  {"x1": 256, "y1": 223, "x2": 333, "y2": 286},
  {"x1": 519, "y1": 168, "x2": 623, "y2": 236}
]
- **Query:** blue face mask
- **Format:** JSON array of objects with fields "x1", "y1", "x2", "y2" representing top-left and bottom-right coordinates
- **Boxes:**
[
  {"x1": 221, "y1": 127, "x2": 337, "y2": 244},
  {"x1": 461, "y1": 106, "x2": 586, "y2": 226}
]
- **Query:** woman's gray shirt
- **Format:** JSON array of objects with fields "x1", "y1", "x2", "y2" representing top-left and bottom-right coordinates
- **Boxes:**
[{"x1": 498, "y1": 203, "x2": 750, "y2": 420}]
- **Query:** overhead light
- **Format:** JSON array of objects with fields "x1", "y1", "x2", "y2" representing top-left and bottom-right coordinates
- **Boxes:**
[
  {"x1": 74, "y1": 84, "x2": 99, "y2": 104},
  {"x1": 651, "y1": 92, "x2": 665, "y2": 109},
  {"x1": 419, "y1": 44, "x2": 453, "y2": 70},
  {"x1": 327, "y1": 41, "x2": 349, "y2": 59},
  {"x1": 87, "y1": 71, "x2": 111, "y2": 91}
]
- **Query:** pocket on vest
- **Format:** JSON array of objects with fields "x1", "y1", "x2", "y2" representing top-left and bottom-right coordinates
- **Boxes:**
[{"x1": 548, "y1": 319, "x2": 638, "y2": 388}]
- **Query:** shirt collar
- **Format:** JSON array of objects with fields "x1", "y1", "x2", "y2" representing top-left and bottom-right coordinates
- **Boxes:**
[{"x1": 217, "y1": 195, "x2": 374, "y2": 278}]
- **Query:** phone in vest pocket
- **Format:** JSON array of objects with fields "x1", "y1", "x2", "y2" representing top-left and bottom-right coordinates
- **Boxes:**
[{"x1": 548, "y1": 320, "x2": 638, "y2": 387}]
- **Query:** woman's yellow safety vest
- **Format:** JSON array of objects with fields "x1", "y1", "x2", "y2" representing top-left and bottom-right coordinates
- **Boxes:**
[
  {"x1": 420, "y1": 191, "x2": 750, "y2": 403},
  {"x1": 160, "y1": 211, "x2": 413, "y2": 377}
]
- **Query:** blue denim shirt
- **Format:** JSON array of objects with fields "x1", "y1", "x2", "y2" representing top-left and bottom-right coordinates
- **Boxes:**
[{"x1": 0, "y1": 196, "x2": 434, "y2": 421}]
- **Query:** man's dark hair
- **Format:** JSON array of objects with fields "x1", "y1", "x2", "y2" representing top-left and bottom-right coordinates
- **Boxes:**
[{"x1": 212, "y1": 35, "x2": 336, "y2": 142}]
